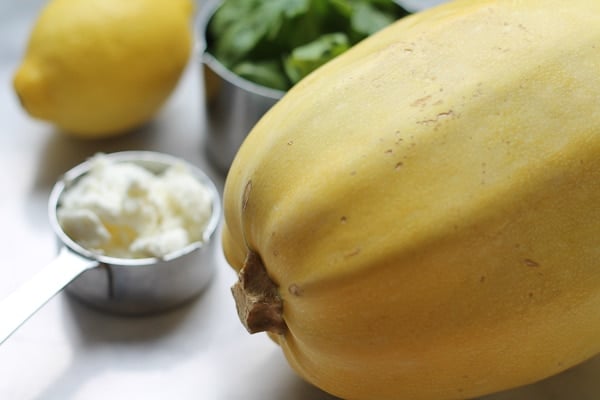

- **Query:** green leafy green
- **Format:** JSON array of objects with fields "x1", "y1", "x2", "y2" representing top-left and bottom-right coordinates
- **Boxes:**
[
  {"x1": 283, "y1": 33, "x2": 350, "y2": 85},
  {"x1": 207, "y1": 0, "x2": 410, "y2": 91},
  {"x1": 232, "y1": 60, "x2": 290, "y2": 91},
  {"x1": 351, "y1": 1, "x2": 397, "y2": 36}
]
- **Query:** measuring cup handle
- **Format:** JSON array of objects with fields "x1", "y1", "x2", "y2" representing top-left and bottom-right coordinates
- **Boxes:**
[{"x1": 0, "y1": 247, "x2": 98, "y2": 345}]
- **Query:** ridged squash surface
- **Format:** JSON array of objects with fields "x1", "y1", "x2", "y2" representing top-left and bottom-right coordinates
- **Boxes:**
[{"x1": 222, "y1": 0, "x2": 600, "y2": 399}]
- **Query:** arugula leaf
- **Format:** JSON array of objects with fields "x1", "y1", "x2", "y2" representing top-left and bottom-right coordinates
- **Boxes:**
[
  {"x1": 282, "y1": 0, "x2": 312, "y2": 18},
  {"x1": 212, "y1": 13, "x2": 269, "y2": 68},
  {"x1": 232, "y1": 60, "x2": 290, "y2": 91},
  {"x1": 283, "y1": 33, "x2": 350, "y2": 84},
  {"x1": 208, "y1": 0, "x2": 259, "y2": 36},
  {"x1": 351, "y1": 1, "x2": 397, "y2": 36},
  {"x1": 329, "y1": 0, "x2": 353, "y2": 18}
]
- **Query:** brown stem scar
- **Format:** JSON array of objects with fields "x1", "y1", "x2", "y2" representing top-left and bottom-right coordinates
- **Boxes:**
[{"x1": 231, "y1": 251, "x2": 286, "y2": 335}]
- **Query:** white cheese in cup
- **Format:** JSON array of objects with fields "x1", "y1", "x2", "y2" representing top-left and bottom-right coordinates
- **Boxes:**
[{"x1": 57, "y1": 154, "x2": 213, "y2": 258}]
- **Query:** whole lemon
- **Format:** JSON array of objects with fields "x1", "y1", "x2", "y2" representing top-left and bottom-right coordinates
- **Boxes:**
[{"x1": 13, "y1": 0, "x2": 194, "y2": 138}]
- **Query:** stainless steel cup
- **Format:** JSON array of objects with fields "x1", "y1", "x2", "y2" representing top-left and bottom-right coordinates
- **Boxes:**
[
  {"x1": 0, "y1": 151, "x2": 221, "y2": 344},
  {"x1": 196, "y1": 1, "x2": 440, "y2": 173},
  {"x1": 197, "y1": 0, "x2": 285, "y2": 173}
]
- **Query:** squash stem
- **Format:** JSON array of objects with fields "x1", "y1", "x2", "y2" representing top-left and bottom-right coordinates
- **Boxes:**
[{"x1": 231, "y1": 251, "x2": 286, "y2": 334}]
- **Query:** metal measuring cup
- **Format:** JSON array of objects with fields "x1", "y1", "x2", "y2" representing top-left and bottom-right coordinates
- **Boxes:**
[
  {"x1": 196, "y1": 1, "x2": 437, "y2": 173},
  {"x1": 0, "y1": 151, "x2": 221, "y2": 344},
  {"x1": 197, "y1": 0, "x2": 285, "y2": 173}
]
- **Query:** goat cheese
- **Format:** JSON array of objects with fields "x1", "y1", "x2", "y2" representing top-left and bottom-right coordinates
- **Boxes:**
[{"x1": 57, "y1": 154, "x2": 213, "y2": 258}]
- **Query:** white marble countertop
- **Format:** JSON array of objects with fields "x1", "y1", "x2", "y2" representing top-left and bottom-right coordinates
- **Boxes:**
[{"x1": 0, "y1": 1, "x2": 598, "y2": 399}]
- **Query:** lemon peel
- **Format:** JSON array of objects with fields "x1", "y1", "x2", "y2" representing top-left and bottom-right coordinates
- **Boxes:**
[{"x1": 14, "y1": 0, "x2": 194, "y2": 138}]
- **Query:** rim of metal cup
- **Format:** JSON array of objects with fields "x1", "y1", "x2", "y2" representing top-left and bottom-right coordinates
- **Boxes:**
[
  {"x1": 48, "y1": 151, "x2": 222, "y2": 267},
  {"x1": 195, "y1": 0, "x2": 285, "y2": 101}
]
